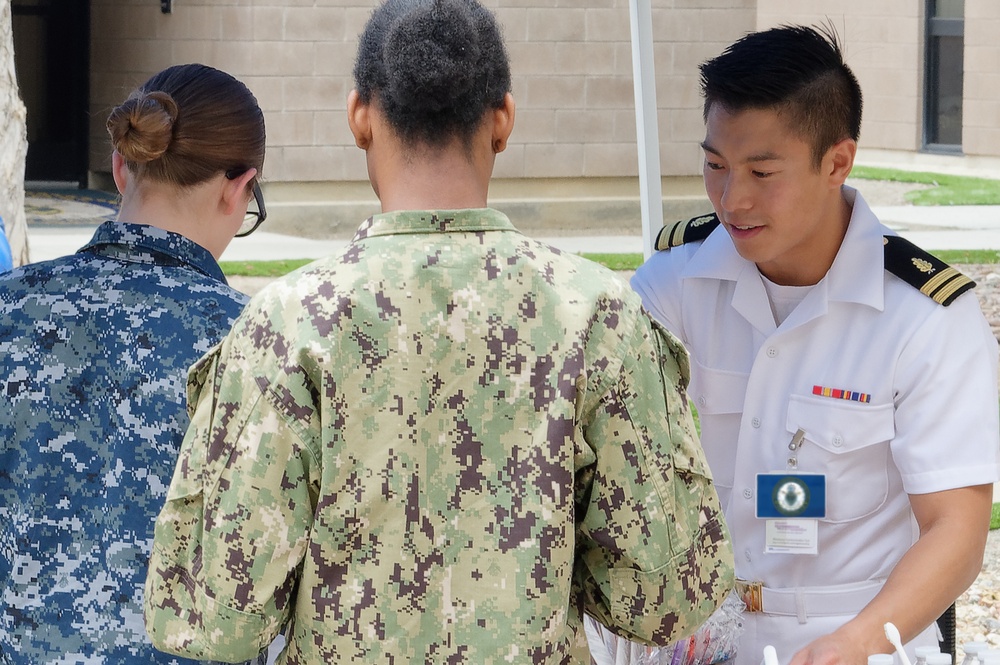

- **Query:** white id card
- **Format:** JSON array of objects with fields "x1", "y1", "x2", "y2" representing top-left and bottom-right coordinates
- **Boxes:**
[{"x1": 764, "y1": 519, "x2": 818, "y2": 555}]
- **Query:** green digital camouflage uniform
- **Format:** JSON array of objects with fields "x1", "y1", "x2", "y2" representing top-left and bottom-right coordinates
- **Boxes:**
[{"x1": 144, "y1": 209, "x2": 734, "y2": 664}]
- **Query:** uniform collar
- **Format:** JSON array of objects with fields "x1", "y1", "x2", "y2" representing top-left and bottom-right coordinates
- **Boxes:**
[
  {"x1": 681, "y1": 186, "x2": 886, "y2": 311},
  {"x1": 352, "y1": 208, "x2": 518, "y2": 241},
  {"x1": 79, "y1": 221, "x2": 227, "y2": 282},
  {"x1": 826, "y1": 187, "x2": 886, "y2": 310}
]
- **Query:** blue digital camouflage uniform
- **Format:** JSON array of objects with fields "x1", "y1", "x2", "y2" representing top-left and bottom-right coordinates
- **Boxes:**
[
  {"x1": 0, "y1": 222, "x2": 252, "y2": 664},
  {"x1": 144, "y1": 208, "x2": 734, "y2": 664}
]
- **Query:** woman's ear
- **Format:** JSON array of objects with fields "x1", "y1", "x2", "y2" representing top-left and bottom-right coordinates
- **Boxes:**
[
  {"x1": 491, "y1": 92, "x2": 516, "y2": 154},
  {"x1": 221, "y1": 168, "x2": 257, "y2": 217},
  {"x1": 111, "y1": 151, "x2": 130, "y2": 196},
  {"x1": 347, "y1": 89, "x2": 373, "y2": 151}
]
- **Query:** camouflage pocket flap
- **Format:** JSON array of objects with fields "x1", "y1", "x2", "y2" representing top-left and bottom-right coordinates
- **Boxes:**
[{"x1": 607, "y1": 523, "x2": 733, "y2": 645}]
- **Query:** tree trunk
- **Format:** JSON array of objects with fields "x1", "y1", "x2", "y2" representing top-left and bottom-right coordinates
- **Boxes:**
[{"x1": 0, "y1": 0, "x2": 29, "y2": 267}]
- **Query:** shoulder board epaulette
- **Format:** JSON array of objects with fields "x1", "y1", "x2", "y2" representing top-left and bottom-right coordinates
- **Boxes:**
[
  {"x1": 883, "y1": 235, "x2": 975, "y2": 306},
  {"x1": 654, "y1": 213, "x2": 720, "y2": 251}
]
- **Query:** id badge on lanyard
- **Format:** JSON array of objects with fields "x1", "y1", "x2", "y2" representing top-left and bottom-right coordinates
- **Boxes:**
[{"x1": 756, "y1": 429, "x2": 826, "y2": 555}]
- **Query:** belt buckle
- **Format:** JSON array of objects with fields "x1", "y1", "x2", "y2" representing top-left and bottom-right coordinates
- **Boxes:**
[{"x1": 735, "y1": 579, "x2": 763, "y2": 613}]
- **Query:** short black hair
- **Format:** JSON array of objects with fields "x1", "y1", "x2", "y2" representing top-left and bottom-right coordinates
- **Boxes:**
[
  {"x1": 353, "y1": 0, "x2": 511, "y2": 148},
  {"x1": 700, "y1": 24, "x2": 863, "y2": 167}
]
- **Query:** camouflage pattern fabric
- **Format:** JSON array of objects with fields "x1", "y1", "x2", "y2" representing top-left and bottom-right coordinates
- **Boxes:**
[
  {"x1": 144, "y1": 209, "x2": 734, "y2": 664},
  {"x1": 0, "y1": 222, "x2": 257, "y2": 664}
]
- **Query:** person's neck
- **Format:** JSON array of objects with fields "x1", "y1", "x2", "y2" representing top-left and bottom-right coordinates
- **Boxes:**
[
  {"x1": 115, "y1": 187, "x2": 225, "y2": 259},
  {"x1": 376, "y1": 149, "x2": 491, "y2": 213}
]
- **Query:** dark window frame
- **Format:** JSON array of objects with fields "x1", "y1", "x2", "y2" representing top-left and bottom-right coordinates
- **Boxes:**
[{"x1": 923, "y1": 0, "x2": 965, "y2": 153}]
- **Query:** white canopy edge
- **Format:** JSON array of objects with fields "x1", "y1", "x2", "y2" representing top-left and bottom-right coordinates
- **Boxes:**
[{"x1": 628, "y1": 0, "x2": 663, "y2": 259}]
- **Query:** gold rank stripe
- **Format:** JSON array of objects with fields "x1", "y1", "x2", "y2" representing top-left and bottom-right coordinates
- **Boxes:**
[
  {"x1": 882, "y1": 234, "x2": 975, "y2": 306},
  {"x1": 668, "y1": 220, "x2": 687, "y2": 247},
  {"x1": 919, "y1": 266, "x2": 961, "y2": 297},
  {"x1": 655, "y1": 215, "x2": 720, "y2": 251},
  {"x1": 654, "y1": 220, "x2": 683, "y2": 250},
  {"x1": 932, "y1": 273, "x2": 975, "y2": 305},
  {"x1": 919, "y1": 267, "x2": 972, "y2": 304}
]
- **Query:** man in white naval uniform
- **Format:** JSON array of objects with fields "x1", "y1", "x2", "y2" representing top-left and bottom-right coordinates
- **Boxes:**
[{"x1": 632, "y1": 25, "x2": 999, "y2": 665}]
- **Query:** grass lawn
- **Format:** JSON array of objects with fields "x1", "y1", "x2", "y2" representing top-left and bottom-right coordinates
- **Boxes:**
[
  {"x1": 993, "y1": 503, "x2": 1000, "y2": 531},
  {"x1": 220, "y1": 259, "x2": 314, "y2": 277},
  {"x1": 850, "y1": 165, "x2": 1000, "y2": 206}
]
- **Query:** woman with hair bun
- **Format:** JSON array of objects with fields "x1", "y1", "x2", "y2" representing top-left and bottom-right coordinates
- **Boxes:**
[
  {"x1": 0, "y1": 64, "x2": 266, "y2": 664},
  {"x1": 144, "y1": 1, "x2": 731, "y2": 663}
]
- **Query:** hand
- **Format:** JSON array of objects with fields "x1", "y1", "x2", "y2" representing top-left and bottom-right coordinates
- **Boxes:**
[{"x1": 787, "y1": 630, "x2": 876, "y2": 665}]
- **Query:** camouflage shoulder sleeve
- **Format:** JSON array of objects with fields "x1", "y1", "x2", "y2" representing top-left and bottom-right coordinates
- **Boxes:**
[
  {"x1": 145, "y1": 329, "x2": 320, "y2": 662},
  {"x1": 574, "y1": 306, "x2": 734, "y2": 645}
]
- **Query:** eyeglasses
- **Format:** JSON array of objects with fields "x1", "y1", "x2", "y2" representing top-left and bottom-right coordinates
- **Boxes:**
[
  {"x1": 226, "y1": 169, "x2": 267, "y2": 238},
  {"x1": 237, "y1": 182, "x2": 267, "y2": 237}
]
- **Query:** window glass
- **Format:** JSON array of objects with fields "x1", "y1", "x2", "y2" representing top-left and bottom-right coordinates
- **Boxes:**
[
  {"x1": 924, "y1": 0, "x2": 964, "y2": 149},
  {"x1": 933, "y1": 0, "x2": 963, "y2": 19}
]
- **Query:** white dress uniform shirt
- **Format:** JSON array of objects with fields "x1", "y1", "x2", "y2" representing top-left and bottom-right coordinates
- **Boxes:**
[{"x1": 631, "y1": 187, "x2": 1000, "y2": 664}]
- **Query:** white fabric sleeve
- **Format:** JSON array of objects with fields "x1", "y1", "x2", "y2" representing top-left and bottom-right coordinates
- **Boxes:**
[
  {"x1": 891, "y1": 291, "x2": 1000, "y2": 493},
  {"x1": 630, "y1": 251, "x2": 686, "y2": 341}
]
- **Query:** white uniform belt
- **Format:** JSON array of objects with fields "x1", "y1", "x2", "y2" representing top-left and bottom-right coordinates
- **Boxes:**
[{"x1": 736, "y1": 578, "x2": 885, "y2": 621}]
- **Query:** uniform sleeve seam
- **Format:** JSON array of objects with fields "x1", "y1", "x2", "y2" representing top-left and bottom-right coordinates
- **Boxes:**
[{"x1": 231, "y1": 333, "x2": 322, "y2": 464}]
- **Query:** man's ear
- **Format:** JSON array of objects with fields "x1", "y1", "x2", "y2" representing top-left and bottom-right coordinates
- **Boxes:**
[
  {"x1": 347, "y1": 89, "x2": 372, "y2": 150},
  {"x1": 827, "y1": 137, "x2": 857, "y2": 187},
  {"x1": 221, "y1": 168, "x2": 257, "y2": 216},
  {"x1": 491, "y1": 92, "x2": 516, "y2": 154}
]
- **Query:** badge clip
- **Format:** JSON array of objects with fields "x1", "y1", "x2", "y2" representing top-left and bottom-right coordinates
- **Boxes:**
[{"x1": 787, "y1": 428, "x2": 806, "y2": 469}]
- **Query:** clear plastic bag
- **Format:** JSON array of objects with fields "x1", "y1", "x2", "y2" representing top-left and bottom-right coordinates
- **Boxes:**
[{"x1": 586, "y1": 592, "x2": 746, "y2": 665}]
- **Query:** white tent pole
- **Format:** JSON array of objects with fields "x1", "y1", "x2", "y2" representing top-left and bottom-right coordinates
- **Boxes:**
[{"x1": 628, "y1": 0, "x2": 663, "y2": 259}]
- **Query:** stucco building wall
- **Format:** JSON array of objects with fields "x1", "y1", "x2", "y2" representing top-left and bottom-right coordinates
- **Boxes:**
[{"x1": 87, "y1": 1, "x2": 999, "y2": 234}]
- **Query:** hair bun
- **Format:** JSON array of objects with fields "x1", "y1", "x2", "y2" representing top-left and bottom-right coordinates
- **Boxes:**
[
  {"x1": 382, "y1": 0, "x2": 480, "y2": 114},
  {"x1": 106, "y1": 90, "x2": 180, "y2": 164}
]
